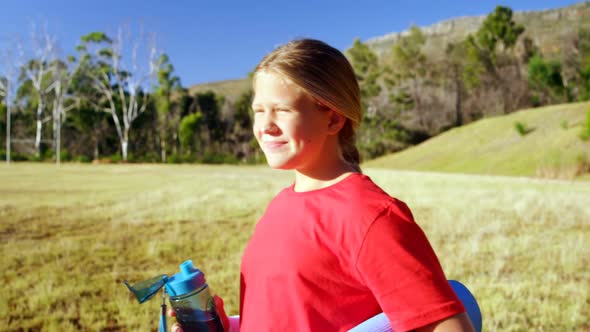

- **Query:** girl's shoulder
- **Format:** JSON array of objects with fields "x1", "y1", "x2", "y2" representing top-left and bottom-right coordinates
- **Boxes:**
[
  {"x1": 296, "y1": 173, "x2": 407, "y2": 221},
  {"x1": 342, "y1": 173, "x2": 412, "y2": 221},
  {"x1": 338, "y1": 173, "x2": 397, "y2": 205}
]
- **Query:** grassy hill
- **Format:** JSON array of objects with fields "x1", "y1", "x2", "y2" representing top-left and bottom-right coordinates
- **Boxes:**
[
  {"x1": 364, "y1": 102, "x2": 590, "y2": 179},
  {"x1": 188, "y1": 78, "x2": 250, "y2": 102}
]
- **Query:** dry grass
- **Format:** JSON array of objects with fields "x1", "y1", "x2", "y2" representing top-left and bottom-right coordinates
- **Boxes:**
[{"x1": 1, "y1": 163, "x2": 588, "y2": 331}]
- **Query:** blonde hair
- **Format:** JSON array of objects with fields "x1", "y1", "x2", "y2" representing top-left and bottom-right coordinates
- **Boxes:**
[{"x1": 253, "y1": 38, "x2": 363, "y2": 172}]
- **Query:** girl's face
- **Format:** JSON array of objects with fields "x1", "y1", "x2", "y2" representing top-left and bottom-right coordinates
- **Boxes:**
[{"x1": 251, "y1": 71, "x2": 338, "y2": 172}]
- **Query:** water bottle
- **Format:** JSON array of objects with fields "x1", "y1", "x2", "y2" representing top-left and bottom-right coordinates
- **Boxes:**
[{"x1": 165, "y1": 260, "x2": 224, "y2": 332}]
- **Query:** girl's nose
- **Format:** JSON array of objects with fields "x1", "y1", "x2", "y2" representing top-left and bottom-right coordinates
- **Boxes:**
[
  {"x1": 259, "y1": 112, "x2": 279, "y2": 134},
  {"x1": 262, "y1": 123, "x2": 279, "y2": 134}
]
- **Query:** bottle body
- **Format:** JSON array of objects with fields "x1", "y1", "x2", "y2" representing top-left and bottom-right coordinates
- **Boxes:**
[{"x1": 168, "y1": 283, "x2": 223, "y2": 332}]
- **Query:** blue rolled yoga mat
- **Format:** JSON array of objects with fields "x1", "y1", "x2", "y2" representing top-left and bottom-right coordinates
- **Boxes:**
[
  {"x1": 348, "y1": 280, "x2": 482, "y2": 332},
  {"x1": 448, "y1": 280, "x2": 482, "y2": 332},
  {"x1": 226, "y1": 280, "x2": 482, "y2": 332}
]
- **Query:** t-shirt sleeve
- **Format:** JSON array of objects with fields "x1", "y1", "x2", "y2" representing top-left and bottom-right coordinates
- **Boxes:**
[{"x1": 354, "y1": 200, "x2": 465, "y2": 331}]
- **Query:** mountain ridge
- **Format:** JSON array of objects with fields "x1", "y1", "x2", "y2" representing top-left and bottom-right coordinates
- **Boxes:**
[
  {"x1": 365, "y1": 1, "x2": 590, "y2": 56},
  {"x1": 188, "y1": 2, "x2": 590, "y2": 99}
]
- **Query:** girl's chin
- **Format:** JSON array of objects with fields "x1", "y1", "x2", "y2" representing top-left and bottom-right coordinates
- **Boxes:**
[
  {"x1": 264, "y1": 156, "x2": 295, "y2": 170},
  {"x1": 265, "y1": 161, "x2": 291, "y2": 170}
]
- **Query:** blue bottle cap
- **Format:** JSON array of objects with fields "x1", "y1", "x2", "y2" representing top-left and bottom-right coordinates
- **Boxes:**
[{"x1": 165, "y1": 260, "x2": 206, "y2": 297}]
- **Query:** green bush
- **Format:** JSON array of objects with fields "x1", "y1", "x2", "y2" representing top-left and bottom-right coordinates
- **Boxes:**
[
  {"x1": 15, "y1": 153, "x2": 29, "y2": 161},
  {"x1": 166, "y1": 153, "x2": 196, "y2": 164},
  {"x1": 0, "y1": 150, "x2": 33, "y2": 162},
  {"x1": 59, "y1": 149, "x2": 72, "y2": 162},
  {"x1": 108, "y1": 154, "x2": 123, "y2": 163},
  {"x1": 514, "y1": 121, "x2": 533, "y2": 136},
  {"x1": 125, "y1": 153, "x2": 136, "y2": 163},
  {"x1": 28, "y1": 154, "x2": 43, "y2": 162},
  {"x1": 201, "y1": 151, "x2": 239, "y2": 164},
  {"x1": 529, "y1": 94, "x2": 542, "y2": 107},
  {"x1": 37, "y1": 148, "x2": 72, "y2": 162},
  {"x1": 243, "y1": 152, "x2": 267, "y2": 165},
  {"x1": 130, "y1": 152, "x2": 159, "y2": 163},
  {"x1": 561, "y1": 120, "x2": 569, "y2": 129},
  {"x1": 579, "y1": 110, "x2": 590, "y2": 141},
  {"x1": 166, "y1": 153, "x2": 183, "y2": 164},
  {"x1": 179, "y1": 113, "x2": 203, "y2": 153},
  {"x1": 74, "y1": 155, "x2": 91, "y2": 163}
]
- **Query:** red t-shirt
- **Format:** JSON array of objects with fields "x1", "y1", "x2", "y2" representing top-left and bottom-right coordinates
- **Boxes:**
[{"x1": 240, "y1": 173, "x2": 464, "y2": 331}]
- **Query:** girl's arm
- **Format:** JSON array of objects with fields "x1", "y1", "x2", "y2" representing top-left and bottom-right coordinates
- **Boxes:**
[{"x1": 416, "y1": 312, "x2": 474, "y2": 332}]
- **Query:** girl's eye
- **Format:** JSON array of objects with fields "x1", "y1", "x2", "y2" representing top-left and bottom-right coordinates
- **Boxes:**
[
  {"x1": 252, "y1": 108, "x2": 264, "y2": 114},
  {"x1": 276, "y1": 108, "x2": 290, "y2": 113}
]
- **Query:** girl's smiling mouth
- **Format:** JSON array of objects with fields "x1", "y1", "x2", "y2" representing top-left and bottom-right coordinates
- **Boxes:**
[{"x1": 262, "y1": 141, "x2": 288, "y2": 151}]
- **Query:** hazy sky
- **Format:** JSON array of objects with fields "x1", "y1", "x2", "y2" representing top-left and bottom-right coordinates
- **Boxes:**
[{"x1": 0, "y1": 0, "x2": 581, "y2": 87}]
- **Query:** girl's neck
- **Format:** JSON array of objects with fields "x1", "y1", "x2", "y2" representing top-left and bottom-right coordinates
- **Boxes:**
[{"x1": 293, "y1": 158, "x2": 358, "y2": 192}]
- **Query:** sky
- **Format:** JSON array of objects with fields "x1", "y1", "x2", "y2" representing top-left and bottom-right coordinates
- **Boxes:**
[{"x1": 0, "y1": 0, "x2": 582, "y2": 87}]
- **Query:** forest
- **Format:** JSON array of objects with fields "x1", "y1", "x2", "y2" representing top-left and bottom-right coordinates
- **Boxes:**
[{"x1": 1, "y1": 5, "x2": 589, "y2": 164}]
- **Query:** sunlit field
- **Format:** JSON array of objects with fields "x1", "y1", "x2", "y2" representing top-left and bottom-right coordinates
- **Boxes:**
[{"x1": 1, "y1": 163, "x2": 588, "y2": 331}]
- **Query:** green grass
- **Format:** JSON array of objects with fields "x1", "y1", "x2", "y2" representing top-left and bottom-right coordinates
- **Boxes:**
[
  {"x1": 1, "y1": 163, "x2": 589, "y2": 331},
  {"x1": 365, "y1": 102, "x2": 590, "y2": 180}
]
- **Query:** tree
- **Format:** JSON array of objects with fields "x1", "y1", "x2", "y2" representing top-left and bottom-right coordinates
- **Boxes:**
[
  {"x1": 194, "y1": 90, "x2": 224, "y2": 151},
  {"x1": 179, "y1": 112, "x2": 202, "y2": 157},
  {"x1": 20, "y1": 23, "x2": 58, "y2": 158},
  {"x1": 0, "y1": 76, "x2": 13, "y2": 163},
  {"x1": 562, "y1": 27, "x2": 590, "y2": 101},
  {"x1": 465, "y1": 6, "x2": 527, "y2": 114},
  {"x1": 77, "y1": 28, "x2": 159, "y2": 161},
  {"x1": 50, "y1": 56, "x2": 82, "y2": 164},
  {"x1": 388, "y1": 26, "x2": 431, "y2": 126},
  {"x1": 0, "y1": 42, "x2": 23, "y2": 164},
  {"x1": 467, "y1": 6, "x2": 524, "y2": 79},
  {"x1": 153, "y1": 53, "x2": 182, "y2": 162},
  {"x1": 346, "y1": 38, "x2": 382, "y2": 105},
  {"x1": 445, "y1": 42, "x2": 469, "y2": 126},
  {"x1": 68, "y1": 102, "x2": 113, "y2": 161},
  {"x1": 528, "y1": 55, "x2": 566, "y2": 105},
  {"x1": 229, "y1": 89, "x2": 255, "y2": 161}
]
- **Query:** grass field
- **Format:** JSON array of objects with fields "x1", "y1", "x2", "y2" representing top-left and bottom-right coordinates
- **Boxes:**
[{"x1": 1, "y1": 163, "x2": 589, "y2": 331}]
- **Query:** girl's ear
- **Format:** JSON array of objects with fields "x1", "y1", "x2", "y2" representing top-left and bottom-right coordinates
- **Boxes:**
[{"x1": 327, "y1": 110, "x2": 346, "y2": 135}]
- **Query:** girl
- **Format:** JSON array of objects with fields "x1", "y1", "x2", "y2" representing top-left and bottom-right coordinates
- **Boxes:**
[{"x1": 172, "y1": 39, "x2": 475, "y2": 332}]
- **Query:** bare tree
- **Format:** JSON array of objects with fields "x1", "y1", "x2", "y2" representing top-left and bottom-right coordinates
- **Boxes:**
[
  {"x1": 50, "y1": 55, "x2": 81, "y2": 164},
  {"x1": 20, "y1": 22, "x2": 58, "y2": 158},
  {"x1": 0, "y1": 42, "x2": 23, "y2": 164},
  {"x1": 78, "y1": 26, "x2": 159, "y2": 161}
]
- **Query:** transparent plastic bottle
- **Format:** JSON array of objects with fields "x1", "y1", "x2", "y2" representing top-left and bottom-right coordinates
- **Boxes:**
[{"x1": 165, "y1": 260, "x2": 224, "y2": 332}]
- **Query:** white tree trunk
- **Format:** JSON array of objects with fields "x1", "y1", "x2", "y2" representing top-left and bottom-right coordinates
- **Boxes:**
[
  {"x1": 35, "y1": 98, "x2": 44, "y2": 157},
  {"x1": 161, "y1": 139, "x2": 167, "y2": 163},
  {"x1": 54, "y1": 102, "x2": 61, "y2": 165},
  {"x1": 5, "y1": 102, "x2": 10, "y2": 165},
  {"x1": 94, "y1": 141, "x2": 99, "y2": 161},
  {"x1": 53, "y1": 92, "x2": 60, "y2": 165},
  {"x1": 1, "y1": 41, "x2": 21, "y2": 165},
  {"x1": 122, "y1": 137, "x2": 128, "y2": 162},
  {"x1": 122, "y1": 125, "x2": 131, "y2": 161}
]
